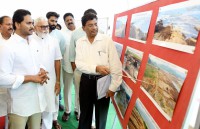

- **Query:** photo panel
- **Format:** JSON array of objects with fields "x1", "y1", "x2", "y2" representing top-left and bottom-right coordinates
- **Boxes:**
[
  {"x1": 141, "y1": 54, "x2": 188, "y2": 120},
  {"x1": 128, "y1": 98, "x2": 160, "y2": 129},
  {"x1": 115, "y1": 15, "x2": 128, "y2": 38},
  {"x1": 114, "y1": 42, "x2": 124, "y2": 59},
  {"x1": 114, "y1": 80, "x2": 133, "y2": 118},
  {"x1": 123, "y1": 46, "x2": 144, "y2": 83},
  {"x1": 129, "y1": 11, "x2": 153, "y2": 43},
  {"x1": 153, "y1": 0, "x2": 200, "y2": 54}
]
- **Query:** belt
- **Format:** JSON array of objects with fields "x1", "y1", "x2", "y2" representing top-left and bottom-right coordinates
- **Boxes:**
[{"x1": 82, "y1": 73, "x2": 103, "y2": 80}]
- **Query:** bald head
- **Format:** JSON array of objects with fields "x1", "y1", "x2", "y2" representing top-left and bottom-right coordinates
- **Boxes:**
[{"x1": 0, "y1": 16, "x2": 13, "y2": 39}]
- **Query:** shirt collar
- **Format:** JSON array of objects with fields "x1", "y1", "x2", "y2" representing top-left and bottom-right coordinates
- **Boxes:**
[
  {"x1": 12, "y1": 33, "x2": 32, "y2": 44},
  {"x1": 82, "y1": 33, "x2": 103, "y2": 42}
]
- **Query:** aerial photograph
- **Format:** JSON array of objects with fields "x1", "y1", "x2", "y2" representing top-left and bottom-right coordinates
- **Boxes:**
[
  {"x1": 128, "y1": 99, "x2": 160, "y2": 129},
  {"x1": 114, "y1": 42, "x2": 123, "y2": 58},
  {"x1": 123, "y1": 47, "x2": 143, "y2": 83},
  {"x1": 153, "y1": 1, "x2": 200, "y2": 53},
  {"x1": 115, "y1": 15, "x2": 128, "y2": 38},
  {"x1": 114, "y1": 81, "x2": 132, "y2": 118},
  {"x1": 129, "y1": 11, "x2": 153, "y2": 43},
  {"x1": 141, "y1": 54, "x2": 188, "y2": 120}
]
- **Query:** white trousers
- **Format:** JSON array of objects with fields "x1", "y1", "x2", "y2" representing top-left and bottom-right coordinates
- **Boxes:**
[
  {"x1": 63, "y1": 70, "x2": 74, "y2": 113},
  {"x1": 73, "y1": 69, "x2": 81, "y2": 115},
  {"x1": 42, "y1": 112, "x2": 53, "y2": 129},
  {"x1": 52, "y1": 96, "x2": 59, "y2": 120}
]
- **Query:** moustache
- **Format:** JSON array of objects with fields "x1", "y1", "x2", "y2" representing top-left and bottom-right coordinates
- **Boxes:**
[
  {"x1": 29, "y1": 28, "x2": 34, "y2": 31},
  {"x1": 68, "y1": 22, "x2": 73, "y2": 26},
  {"x1": 8, "y1": 28, "x2": 13, "y2": 31}
]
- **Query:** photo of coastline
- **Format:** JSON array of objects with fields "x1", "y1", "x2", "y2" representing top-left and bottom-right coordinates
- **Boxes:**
[
  {"x1": 141, "y1": 54, "x2": 188, "y2": 120},
  {"x1": 153, "y1": 1, "x2": 200, "y2": 54}
]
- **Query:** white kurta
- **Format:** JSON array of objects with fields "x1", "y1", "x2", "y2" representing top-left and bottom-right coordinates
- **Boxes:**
[
  {"x1": 33, "y1": 34, "x2": 62, "y2": 112},
  {"x1": 0, "y1": 33, "x2": 10, "y2": 117},
  {"x1": 62, "y1": 29, "x2": 73, "y2": 73},
  {"x1": 0, "y1": 34, "x2": 47, "y2": 116}
]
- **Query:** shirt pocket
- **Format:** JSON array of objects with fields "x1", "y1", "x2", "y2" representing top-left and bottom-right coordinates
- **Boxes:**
[{"x1": 97, "y1": 50, "x2": 108, "y2": 65}]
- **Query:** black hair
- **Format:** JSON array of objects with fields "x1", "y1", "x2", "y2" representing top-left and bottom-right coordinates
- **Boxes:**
[
  {"x1": 63, "y1": 13, "x2": 74, "y2": 21},
  {"x1": 12, "y1": 9, "x2": 31, "y2": 30},
  {"x1": 83, "y1": 8, "x2": 97, "y2": 16},
  {"x1": 81, "y1": 13, "x2": 97, "y2": 26},
  {"x1": 46, "y1": 12, "x2": 60, "y2": 19},
  {"x1": 0, "y1": 16, "x2": 9, "y2": 24},
  {"x1": 56, "y1": 24, "x2": 62, "y2": 30}
]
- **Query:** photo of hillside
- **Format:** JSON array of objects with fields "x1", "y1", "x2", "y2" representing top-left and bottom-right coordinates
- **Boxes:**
[
  {"x1": 128, "y1": 99, "x2": 160, "y2": 129},
  {"x1": 129, "y1": 11, "x2": 153, "y2": 43},
  {"x1": 141, "y1": 54, "x2": 187, "y2": 120},
  {"x1": 114, "y1": 42, "x2": 123, "y2": 58},
  {"x1": 123, "y1": 47, "x2": 143, "y2": 83},
  {"x1": 115, "y1": 16, "x2": 128, "y2": 38},
  {"x1": 153, "y1": 1, "x2": 200, "y2": 54},
  {"x1": 114, "y1": 81, "x2": 132, "y2": 118}
]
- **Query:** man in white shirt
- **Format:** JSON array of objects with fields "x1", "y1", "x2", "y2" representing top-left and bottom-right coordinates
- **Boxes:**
[
  {"x1": 46, "y1": 11, "x2": 66, "y2": 129},
  {"x1": 0, "y1": 15, "x2": 13, "y2": 129},
  {"x1": 33, "y1": 17, "x2": 62, "y2": 129},
  {"x1": 75, "y1": 13, "x2": 122, "y2": 129},
  {"x1": 0, "y1": 9, "x2": 48, "y2": 129},
  {"x1": 61, "y1": 12, "x2": 78, "y2": 122}
]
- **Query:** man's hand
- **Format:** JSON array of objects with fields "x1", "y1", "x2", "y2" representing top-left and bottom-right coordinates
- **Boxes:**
[
  {"x1": 38, "y1": 68, "x2": 49, "y2": 85},
  {"x1": 96, "y1": 65, "x2": 110, "y2": 75},
  {"x1": 54, "y1": 82, "x2": 60, "y2": 96},
  {"x1": 106, "y1": 90, "x2": 115, "y2": 98},
  {"x1": 71, "y1": 62, "x2": 76, "y2": 72},
  {"x1": 24, "y1": 69, "x2": 49, "y2": 84}
]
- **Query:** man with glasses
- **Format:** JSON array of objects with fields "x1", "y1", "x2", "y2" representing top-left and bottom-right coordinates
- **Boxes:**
[
  {"x1": 33, "y1": 17, "x2": 62, "y2": 129},
  {"x1": 75, "y1": 13, "x2": 122, "y2": 129}
]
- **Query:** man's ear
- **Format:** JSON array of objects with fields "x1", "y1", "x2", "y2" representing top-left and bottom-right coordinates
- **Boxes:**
[
  {"x1": 82, "y1": 26, "x2": 85, "y2": 32},
  {"x1": 15, "y1": 22, "x2": 20, "y2": 29}
]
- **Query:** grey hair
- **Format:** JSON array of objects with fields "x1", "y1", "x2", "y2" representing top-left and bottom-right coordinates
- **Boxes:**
[{"x1": 34, "y1": 17, "x2": 47, "y2": 26}]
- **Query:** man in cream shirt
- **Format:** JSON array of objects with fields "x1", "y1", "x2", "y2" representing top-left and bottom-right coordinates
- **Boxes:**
[
  {"x1": 75, "y1": 13, "x2": 122, "y2": 129},
  {"x1": 0, "y1": 9, "x2": 48, "y2": 129}
]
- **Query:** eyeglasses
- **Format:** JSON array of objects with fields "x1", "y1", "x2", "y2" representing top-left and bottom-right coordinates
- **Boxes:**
[{"x1": 38, "y1": 25, "x2": 49, "y2": 30}]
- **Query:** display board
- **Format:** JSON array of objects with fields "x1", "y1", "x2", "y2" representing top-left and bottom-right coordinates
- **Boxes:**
[
  {"x1": 0, "y1": 117, "x2": 5, "y2": 129},
  {"x1": 112, "y1": 0, "x2": 200, "y2": 128}
]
